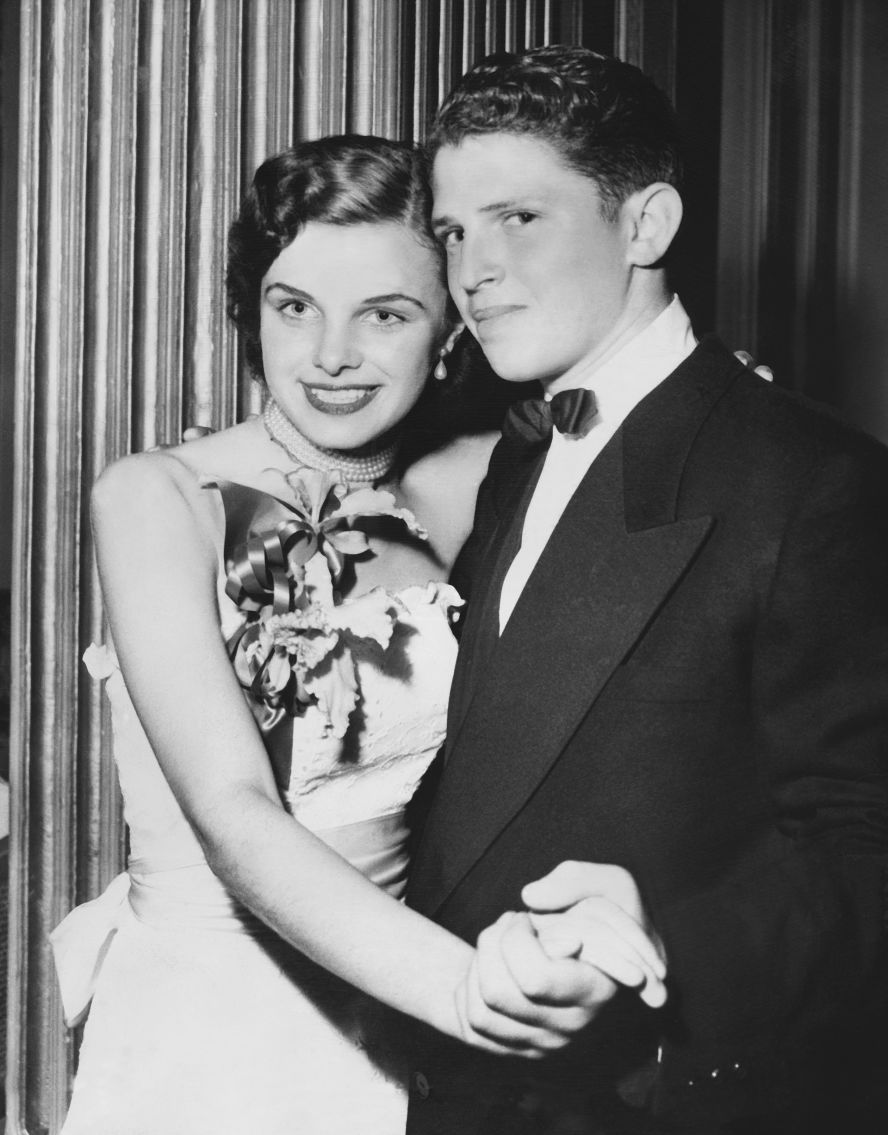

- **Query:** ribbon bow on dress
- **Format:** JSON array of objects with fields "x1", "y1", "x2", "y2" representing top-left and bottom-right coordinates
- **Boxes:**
[{"x1": 50, "y1": 871, "x2": 132, "y2": 1027}]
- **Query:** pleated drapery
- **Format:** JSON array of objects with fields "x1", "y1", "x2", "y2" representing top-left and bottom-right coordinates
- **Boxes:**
[{"x1": 8, "y1": 2, "x2": 642, "y2": 1129}]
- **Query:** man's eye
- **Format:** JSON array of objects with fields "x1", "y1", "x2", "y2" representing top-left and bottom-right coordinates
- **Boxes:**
[
  {"x1": 368, "y1": 309, "x2": 403, "y2": 326},
  {"x1": 440, "y1": 229, "x2": 463, "y2": 247},
  {"x1": 503, "y1": 211, "x2": 536, "y2": 227}
]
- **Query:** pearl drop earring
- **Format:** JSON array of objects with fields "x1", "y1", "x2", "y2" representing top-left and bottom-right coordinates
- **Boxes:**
[{"x1": 434, "y1": 324, "x2": 464, "y2": 382}]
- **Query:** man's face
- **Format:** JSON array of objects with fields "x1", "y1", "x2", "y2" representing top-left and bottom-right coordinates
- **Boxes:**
[{"x1": 432, "y1": 133, "x2": 634, "y2": 391}]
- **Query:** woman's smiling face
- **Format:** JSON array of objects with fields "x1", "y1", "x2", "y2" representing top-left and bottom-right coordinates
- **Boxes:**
[{"x1": 259, "y1": 220, "x2": 451, "y2": 450}]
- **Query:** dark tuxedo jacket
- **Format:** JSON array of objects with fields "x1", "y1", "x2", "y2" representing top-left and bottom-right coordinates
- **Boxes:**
[{"x1": 405, "y1": 338, "x2": 888, "y2": 1134}]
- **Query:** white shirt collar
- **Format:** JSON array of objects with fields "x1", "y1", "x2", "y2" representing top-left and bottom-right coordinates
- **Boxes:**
[{"x1": 546, "y1": 295, "x2": 697, "y2": 436}]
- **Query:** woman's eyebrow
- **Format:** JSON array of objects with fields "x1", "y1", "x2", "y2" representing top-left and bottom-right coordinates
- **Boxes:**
[
  {"x1": 264, "y1": 284, "x2": 426, "y2": 311},
  {"x1": 264, "y1": 282, "x2": 313, "y2": 301}
]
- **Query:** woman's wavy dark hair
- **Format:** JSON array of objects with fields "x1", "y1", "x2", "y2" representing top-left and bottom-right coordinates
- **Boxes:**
[
  {"x1": 429, "y1": 45, "x2": 683, "y2": 221},
  {"x1": 227, "y1": 136, "x2": 439, "y2": 380},
  {"x1": 226, "y1": 135, "x2": 518, "y2": 458}
]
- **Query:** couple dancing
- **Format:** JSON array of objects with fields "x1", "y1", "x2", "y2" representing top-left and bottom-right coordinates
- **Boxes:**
[{"x1": 52, "y1": 46, "x2": 888, "y2": 1135}]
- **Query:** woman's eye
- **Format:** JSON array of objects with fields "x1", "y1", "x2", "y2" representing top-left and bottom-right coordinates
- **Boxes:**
[{"x1": 282, "y1": 300, "x2": 308, "y2": 316}]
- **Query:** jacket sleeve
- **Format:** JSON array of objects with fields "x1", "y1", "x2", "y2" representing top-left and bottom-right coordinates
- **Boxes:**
[{"x1": 653, "y1": 440, "x2": 888, "y2": 1127}]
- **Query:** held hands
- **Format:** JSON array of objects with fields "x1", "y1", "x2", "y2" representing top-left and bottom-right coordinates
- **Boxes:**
[
  {"x1": 524, "y1": 861, "x2": 667, "y2": 1009},
  {"x1": 733, "y1": 349, "x2": 773, "y2": 382},
  {"x1": 454, "y1": 862, "x2": 666, "y2": 1057}
]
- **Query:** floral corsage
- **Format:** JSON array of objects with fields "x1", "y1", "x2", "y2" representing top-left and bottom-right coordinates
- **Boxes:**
[{"x1": 210, "y1": 468, "x2": 435, "y2": 739}]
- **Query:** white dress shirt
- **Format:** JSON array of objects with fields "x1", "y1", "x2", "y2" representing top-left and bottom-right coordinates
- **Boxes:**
[{"x1": 499, "y1": 296, "x2": 697, "y2": 632}]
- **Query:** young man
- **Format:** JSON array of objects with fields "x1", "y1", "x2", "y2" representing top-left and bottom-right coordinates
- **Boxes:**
[{"x1": 406, "y1": 46, "x2": 888, "y2": 1134}]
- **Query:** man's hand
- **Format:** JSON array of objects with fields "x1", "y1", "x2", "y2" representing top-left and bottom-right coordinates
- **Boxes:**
[
  {"x1": 454, "y1": 910, "x2": 623, "y2": 1057},
  {"x1": 452, "y1": 863, "x2": 666, "y2": 1056},
  {"x1": 522, "y1": 861, "x2": 667, "y2": 1008}
]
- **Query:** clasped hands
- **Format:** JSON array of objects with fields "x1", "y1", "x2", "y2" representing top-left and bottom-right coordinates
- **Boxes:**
[{"x1": 455, "y1": 861, "x2": 667, "y2": 1057}]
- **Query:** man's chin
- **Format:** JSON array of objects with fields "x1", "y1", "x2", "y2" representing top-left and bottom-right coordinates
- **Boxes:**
[{"x1": 483, "y1": 352, "x2": 546, "y2": 386}]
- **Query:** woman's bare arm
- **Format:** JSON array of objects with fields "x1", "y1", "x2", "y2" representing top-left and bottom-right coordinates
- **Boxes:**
[{"x1": 91, "y1": 449, "x2": 595, "y2": 1055}]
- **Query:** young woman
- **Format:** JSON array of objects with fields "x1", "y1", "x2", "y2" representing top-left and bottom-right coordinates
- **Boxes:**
[{"x1": 51, "y1": 137, "x2": 665, "y2": 1135}]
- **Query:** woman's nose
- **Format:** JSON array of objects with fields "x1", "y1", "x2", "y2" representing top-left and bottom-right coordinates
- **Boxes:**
[{"x1": 313, "y1": 322, "x2": 361, "y2": 376}]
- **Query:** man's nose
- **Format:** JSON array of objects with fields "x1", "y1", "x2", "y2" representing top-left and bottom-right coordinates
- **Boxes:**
[
  {"x1": 313, "y1": 321, "x2": 361, "y2": 375},
  {"x1": 456, "y1": 233, "x2": 503, "y2": 295}
]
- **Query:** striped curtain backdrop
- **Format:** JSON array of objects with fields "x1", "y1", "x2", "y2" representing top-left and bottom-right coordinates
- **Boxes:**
[
  {"x1": 14, "y1": 1, "x2": 872, "y2": 1128},
  {"x1": 8, "y1": 1, "x2": 670, "y2": 1129}
]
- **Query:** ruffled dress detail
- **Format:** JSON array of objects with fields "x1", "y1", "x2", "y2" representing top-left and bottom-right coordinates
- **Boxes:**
[{"x1": 51, "y1": 481, "x2": 460, "y2": 1135}]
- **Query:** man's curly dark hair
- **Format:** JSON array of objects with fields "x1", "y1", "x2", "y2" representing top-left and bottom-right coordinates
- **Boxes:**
[{"x1": 429, "y1": 45, "x2": 683, "y2": 221}]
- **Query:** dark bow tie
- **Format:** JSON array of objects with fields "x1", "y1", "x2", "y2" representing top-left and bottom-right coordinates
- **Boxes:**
[{"x1": 502, "y1": 387, "x2": 599, "y2": 448}]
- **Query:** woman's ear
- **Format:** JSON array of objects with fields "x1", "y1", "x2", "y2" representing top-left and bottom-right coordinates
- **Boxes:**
[{"x1": 623, "y1": 183, "x2": 683, "y2": 267}]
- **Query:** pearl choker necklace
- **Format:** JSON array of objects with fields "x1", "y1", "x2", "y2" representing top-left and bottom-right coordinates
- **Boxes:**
[{"x1": 262, "y1": 398, "x2": 399, "y2": 487}]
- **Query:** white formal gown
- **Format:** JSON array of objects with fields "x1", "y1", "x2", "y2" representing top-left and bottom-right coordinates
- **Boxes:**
[{"x1": 51, "y1": 482, "x2": 459, "y2": 1135}]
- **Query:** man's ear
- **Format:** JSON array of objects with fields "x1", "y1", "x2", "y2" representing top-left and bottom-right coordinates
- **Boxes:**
[{"x1": 623, "y1": 183, "x2": 683, "y2": 267}]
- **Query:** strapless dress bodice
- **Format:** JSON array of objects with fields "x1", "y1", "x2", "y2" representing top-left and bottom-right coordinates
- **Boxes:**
[
  {"x1": 53, "y1": 565, "x2": 459, "y2": 1029},
  {"x1": 84, "y1": 575, "x2": 458, "y2": 871}
]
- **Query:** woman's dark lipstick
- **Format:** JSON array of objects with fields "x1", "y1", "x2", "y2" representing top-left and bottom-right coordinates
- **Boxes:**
[{"x1": 302, "y1": 384, "x2": 380, "y2": 415}]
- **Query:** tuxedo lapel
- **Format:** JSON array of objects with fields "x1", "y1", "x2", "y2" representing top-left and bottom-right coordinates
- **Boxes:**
[
  {"x1": 444, "y1": 443, "x2": 546, "y2": 742},
  {"x1": 412, "y1": 338, "x2": 746, "y2": 915}
]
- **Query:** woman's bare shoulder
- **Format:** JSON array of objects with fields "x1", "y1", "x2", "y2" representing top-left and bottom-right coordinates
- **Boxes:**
[
  {"x1": 400, "y1": 431, "x2": 500, "y2": 570},
  {"x1": 402, "y1": 431, "x2": 499, "y2": 497},
  {"x1": 93, "y1": 448, "x2": 193, "y2": 503},
  {"x1": 91, "y1": 448, "x2": 206, "y2": 516},
  {"x1": 90, "y1": 449, "x2": 227, "y2": 565},
  {"x1": 92, "y1": 420, "x2": 265, "y2": 514}
]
